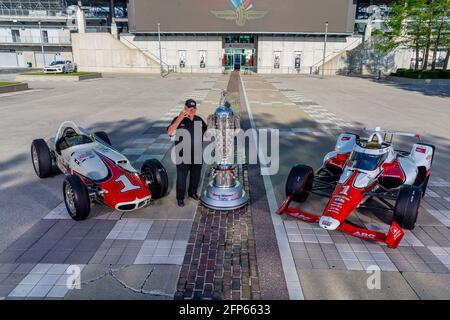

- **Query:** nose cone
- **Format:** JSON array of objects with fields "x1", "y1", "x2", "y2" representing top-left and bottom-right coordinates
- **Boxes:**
[{"x1": 319, "y1": 216, "x2": 341, "y2": 230}]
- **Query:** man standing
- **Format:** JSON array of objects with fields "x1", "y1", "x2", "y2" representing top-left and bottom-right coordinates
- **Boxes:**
[{"x1": 167, "y1": 99, "x2": 207, "y2": 207}]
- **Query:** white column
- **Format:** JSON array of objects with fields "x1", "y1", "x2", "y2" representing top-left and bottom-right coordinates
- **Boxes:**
[{"x1": 76, "y1": 3, "x2": 86, "y2": 34}]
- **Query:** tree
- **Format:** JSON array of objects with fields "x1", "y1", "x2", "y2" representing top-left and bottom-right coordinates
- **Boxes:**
[
  {"x1": 373, "y1": 0, "x2": 450, "y2": 71},
  {"x1": 373, "y1": 0, "x2": 429, "y2": 70},
  {"x1": 431, "y1": 0, "x2": 449, "y2": 69}
]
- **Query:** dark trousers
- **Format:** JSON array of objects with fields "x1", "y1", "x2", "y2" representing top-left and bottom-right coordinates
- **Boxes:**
[{"x1": 176, "y1": 163, "x2": 202, "y2": 200}]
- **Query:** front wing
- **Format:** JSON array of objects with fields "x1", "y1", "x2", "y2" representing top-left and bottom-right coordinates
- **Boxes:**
[{"x1": 276, "y1": 196, "x2": 404, "y2": 249}]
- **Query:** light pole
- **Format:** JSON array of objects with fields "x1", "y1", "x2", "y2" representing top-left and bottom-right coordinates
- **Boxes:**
[
  {"x1": 158, "y1": 22, "x2": 163, "y2": 77},
  {"x1": 38, "y1": 21, "x2": 46, "y2": 67},
  {"x1": 321, "y1": 21, "x2": 328, "y2": 79}
]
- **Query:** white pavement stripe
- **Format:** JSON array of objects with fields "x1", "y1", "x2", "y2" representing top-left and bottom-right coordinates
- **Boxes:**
[
  {"x1": 427, "y1": 210, "x2": 450, "y2": 227},
  {"x1": 122, "y1": 148, "x2": 146, "y2": 155},
  {"x1": 134, "y1": 239, "x2": 187, "y2": 265},
  {"x1": 429, "y1": 247, "x2": 450, "y2": 271},
  {"x1": 107, "y1": 219, "x2": 153, "y2": 240},
  {"x1": 133, "y1": 138, "x2": 156, "y2": 145},
  {"x1": 8, "y1": 264, "x2": 85, "y2": 298},
  {"x1": 43, "y1": 202, "x2": 71, "y2": 219},
  {"x1": 0, "y1": 89, "x2": 43, "y2": 98},
  {"x1": 240, "y1": 75, "x2": 304, "y2": 300},
  {"x1": 136, "y1": 154, "x2": 165, "y2": 162}
]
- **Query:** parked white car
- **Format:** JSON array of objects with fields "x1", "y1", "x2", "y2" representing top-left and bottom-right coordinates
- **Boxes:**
[{"x1": 43, "y1": 60, "x2": 77, "y2": 73}]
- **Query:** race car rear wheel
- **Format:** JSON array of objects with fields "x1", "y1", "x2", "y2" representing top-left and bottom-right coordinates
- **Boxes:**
[
  {"x1": 63, "y1": 175, "x2": 91, "y2": 221},
  {"x1": 393, "y1": 185, "x2": 422, "y2": 230},
  {"x1": 141, "y1": 159, "x2": 168, "y2": 200},
  {"x1": 286, "y1": 165, "x2": 314, "y2": 203},
  {"x1": 31, "y1": 139, "x2": 53, "y2": 178},
  {"x1": 94, "y1": 131, "x2": 111, "y2": 146}
]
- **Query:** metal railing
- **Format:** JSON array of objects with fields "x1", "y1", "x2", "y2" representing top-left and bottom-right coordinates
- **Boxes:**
[
  {"x1": 0, "y1": 8, "x2": 68, "y2": 17},
  {"x1": 0, "y1": 35, "x2": 71, "y2": 45},
  {"x1": 119, "y1": 35, "x2": 172, "y2": 73}
]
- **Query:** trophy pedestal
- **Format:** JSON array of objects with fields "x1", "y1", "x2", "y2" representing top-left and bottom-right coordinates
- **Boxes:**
[{"x1": 201, "y1": 179, "x2": 248, "y2": 211}]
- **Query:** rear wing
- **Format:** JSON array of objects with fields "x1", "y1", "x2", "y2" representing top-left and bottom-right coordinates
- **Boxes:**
[{"x1": 364, "y1": 127, "x2": 421, "y2": 144}]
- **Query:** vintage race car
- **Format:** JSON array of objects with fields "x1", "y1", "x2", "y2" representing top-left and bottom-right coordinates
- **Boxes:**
[
  {"x1": 31, "y1": 121, "x2": 168, "y2": 221},
  {"x1": 43, "y1": 60, "x2": 77, "y2": 73},
  {"x1": 276, "y1": 127, "x2": 435, "y2": 248}
]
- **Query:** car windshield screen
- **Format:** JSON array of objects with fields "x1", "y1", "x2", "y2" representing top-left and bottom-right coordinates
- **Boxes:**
[
  {"x1": 348, "y1": 152, "x2": 387, "y2": 171},
  {"x1": 50, "y1": 61, "x2": 64, "y2": 65},
  {"x1": 65, "y1": 135, "x2": 94, "y2": 148}
]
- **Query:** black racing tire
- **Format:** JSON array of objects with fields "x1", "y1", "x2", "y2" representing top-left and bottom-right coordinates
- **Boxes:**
[
  {"x1": 393, "y1": 185, "x2": 422, "y2": 230},
  {"x1": 63, "y1": 175, "x2": 91, "y2": 221},
  {"x1": 286, "y1": 164, "x2": 314, "y2": 203},
  {"x1": 74, "y1": 66, "x2": 78, "y2": 72},
  {"x1": 141, "y1": 159, "x2": 168, "y2": 200},
  {"x1": 94, "y1": 131, "x2": 111, "y2": 146},
  {"x1": 421, "y1": 175, "x2": 430, "y2": 198},
  {"x1": 31, "y1": 139, "x2": 53, "y2": 178}
]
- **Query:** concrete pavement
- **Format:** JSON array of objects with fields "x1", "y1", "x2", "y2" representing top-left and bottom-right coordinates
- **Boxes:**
[
  {"x1": 241, "y1": 74, "x2": 450, "y2": 299},
  {"x1": 1, "y1": 71, "x2": 449, "y2": 299}
]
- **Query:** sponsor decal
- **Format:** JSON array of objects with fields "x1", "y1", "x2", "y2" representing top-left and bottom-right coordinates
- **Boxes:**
[
  {"x1": 334, "y1": 196, "x2": 346, "y2": 204},
  {"x1": 341, "y1": 136, "x2": 351, "y2": 141},
  {"x1": 211, "y1": 0, "x2": 268, "y2": 27},
  {"x1": 389, "y1": 225, "x2": 402, "y2": 240},
  {"x1": 416, "y1": 147, "x2": 427, "y2": 154},
  {"x1": 353, "y1": 231, "x2": 376, "y2": 239},
  {"x1": 296, "y1": 214, "x2": 313, "y2": 221},
  {"x1": 321, "y1": 219, "x2": 333, "y2": 227}
]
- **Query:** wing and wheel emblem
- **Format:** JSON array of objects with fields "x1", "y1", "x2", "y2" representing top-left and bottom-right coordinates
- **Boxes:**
[{"x1": 211, "y1": 0, "x2": 268, "y2": 26}]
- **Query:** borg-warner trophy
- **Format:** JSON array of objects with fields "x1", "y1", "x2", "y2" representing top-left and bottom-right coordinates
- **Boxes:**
[{"x1": 200, "y1": 91, "x2": 248, "y2": 210}]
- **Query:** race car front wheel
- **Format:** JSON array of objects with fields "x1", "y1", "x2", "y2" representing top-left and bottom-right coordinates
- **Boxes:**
[
  {"x1": 393, "y1": 185, "x2": 422, "y2": 230},
  {"x1": 63, "y1": 175, "x2": 91, "y2": 221},
  {"x1": 94, "y1": 131, "x2": 112, "y2": 146},
  {"x1": 286, "y1": 164, "x2": 314, "y2": 203},
  {"x1": 141, "y1": 159, "x2": 168, "y2": 199},
  {"x1": 31, "y1": 139, "x2": 53, "y2": 178}
]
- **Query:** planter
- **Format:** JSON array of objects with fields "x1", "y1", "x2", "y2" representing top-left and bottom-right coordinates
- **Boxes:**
[
  {"x1": 0, "y1": 82, "x2": 29, "y2": 94},
  {"x1": 16, "y1": 72, "x2": 102, "y2": 82}
]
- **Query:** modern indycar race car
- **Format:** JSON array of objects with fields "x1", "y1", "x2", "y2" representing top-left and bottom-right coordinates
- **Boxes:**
[
  {"x1": 31, "y1": 121, "x2": 168, "y2": 221},
  {"x1": 276, "y1": 127, "x2": 435, "y2": 248}
]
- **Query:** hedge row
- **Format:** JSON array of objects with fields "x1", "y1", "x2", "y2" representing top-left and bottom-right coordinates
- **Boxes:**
[{"x1": 392, "y1": 68, "x2": 450, "y2": 79}]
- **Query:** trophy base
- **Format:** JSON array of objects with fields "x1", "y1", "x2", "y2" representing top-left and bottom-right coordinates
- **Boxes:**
[{"x1": 201, "y1": 181, "x2": 248, "y2": 210}]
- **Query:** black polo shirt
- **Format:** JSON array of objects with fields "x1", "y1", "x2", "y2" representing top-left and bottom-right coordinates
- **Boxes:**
[{"x1": 168, "y1": 115, "x2": 207, "y2": 164}]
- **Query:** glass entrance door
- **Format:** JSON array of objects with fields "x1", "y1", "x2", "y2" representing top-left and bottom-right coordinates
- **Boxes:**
[
  {"x1": 234, "y1": 53, "x2": 241, "y2": 70},
  {"x1": 223, "y1": 48, "x2": 255, "y2": 71},
  {"x1": 223, "y1": 35, "x2": 257, "y2": 71}
]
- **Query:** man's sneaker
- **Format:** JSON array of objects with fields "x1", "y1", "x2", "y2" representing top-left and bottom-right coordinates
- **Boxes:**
[{"x1": 177, "y1": 199, "x2": 185, "y2": 207}]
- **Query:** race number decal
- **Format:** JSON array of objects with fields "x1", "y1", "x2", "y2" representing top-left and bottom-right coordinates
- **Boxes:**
[
  {"x1": 340, "y1": 185, "x2": 350, "y2": 196},
  {"x1": 115, "y1": 175, "x2": 141, "y2": 193}
]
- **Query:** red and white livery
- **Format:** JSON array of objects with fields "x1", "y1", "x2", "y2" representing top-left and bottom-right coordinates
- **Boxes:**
[
  {"x1": 277, "y1": 127, "x2": 435, "y2": 248},
  {"x1": 31, "y1": 121, "x2": 168, "y2": 221}
]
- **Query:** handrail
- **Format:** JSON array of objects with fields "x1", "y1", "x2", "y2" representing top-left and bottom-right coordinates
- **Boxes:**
[
  {"x1": 119, "y1": 35, "x2": 170, "y2": 69},
  {"x1": 312, "y1": 36, "x2": 363, "y2": 67}
]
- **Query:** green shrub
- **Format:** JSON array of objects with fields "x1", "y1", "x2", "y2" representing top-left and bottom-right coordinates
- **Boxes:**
[
  {"x1": 392, "y1": 68, "x2": 450, "y2": 79},
  {"x1": 395, "y1": 68, "x2": 406, "y2": 76},
  {"x1": 421, "y1": 70, "x2": 441, "y2": 79}
]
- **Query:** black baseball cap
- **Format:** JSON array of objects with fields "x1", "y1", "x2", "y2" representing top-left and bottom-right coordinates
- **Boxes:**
[{"x1": 185, "y1": 99, "x2": 197, "y2": 109}]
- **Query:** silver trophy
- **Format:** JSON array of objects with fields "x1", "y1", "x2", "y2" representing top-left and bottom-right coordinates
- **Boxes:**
[{"x1": 201, "y1": 90, "x2": 248, "y2": 210}]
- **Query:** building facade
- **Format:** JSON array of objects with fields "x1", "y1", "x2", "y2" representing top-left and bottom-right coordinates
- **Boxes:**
[
  {"x1": 124, "y1": 0, "x2": 361, "y2": 74},
  {"x1": 3, "y1": 0, "x2": 423, "y2": 74},
  {"x1": 0, "y1": 0, "x2": 74, "y2": 68}
]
